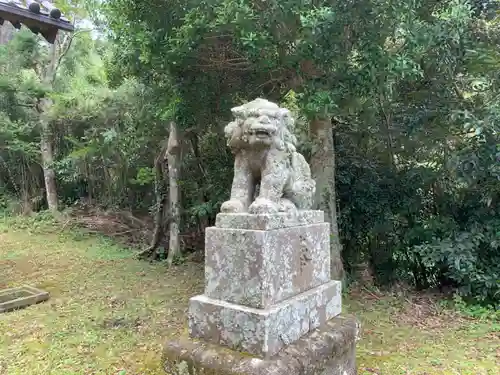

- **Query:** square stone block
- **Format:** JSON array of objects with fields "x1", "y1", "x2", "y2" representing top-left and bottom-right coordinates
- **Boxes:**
[
  {"x1": 164, "y1": 315, "x2": 359, "y2": 375},
  {"x1": 188, "y1": 280, "x2": 341, "y2": 358},
  {"x1": 215, "y1": 210, "x2": 325, "y2": 230},
  {"x1": 205, "y1": 222, "x2": 331, "y2": 308}
]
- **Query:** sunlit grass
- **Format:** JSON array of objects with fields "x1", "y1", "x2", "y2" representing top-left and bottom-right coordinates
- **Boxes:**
[{"x1": 0, "y1": 217, "x2": 498, "y2": 375}]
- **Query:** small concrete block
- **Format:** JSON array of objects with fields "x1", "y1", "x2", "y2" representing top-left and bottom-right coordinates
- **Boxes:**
[
  {"x1": 188, "y1": 281, "x2": 341, "y2": 358},
  {"x1": 164, "y1": 315, "x2": 359, "y2": 375},
  {"x1": 215, "y1": 210, "x2": 325, "y2": 230},
  {"x1": 0, "y1": 285, "x2": 49, "y2": 313},
  {"x1": 205, "y1": 222, "x2": 330, "y2": 308}
]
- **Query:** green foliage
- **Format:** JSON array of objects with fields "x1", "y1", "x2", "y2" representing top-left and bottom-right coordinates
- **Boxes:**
[
  {"x1": 451, "y1": 294, "x2": 500, "y2": 320},
  {"x1": 412, "y1": 219, "x2": 500, "y2": 306},
  {"x1": 0, "y1": 210, "x2": 60, "y2": 233},
  {"x1": 132, "y1": 167, "x2": 156, "y2": 186},
  {"x1": 0, "y1": 189, "x2": 17, "y2": 214}
]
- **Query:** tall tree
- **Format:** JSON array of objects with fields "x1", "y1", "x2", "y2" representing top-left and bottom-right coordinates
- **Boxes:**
[
  {"x1": 310, "y1": 116, "x2": 343, "y2": 278},
  {"x1": 38, "y1": 40, "x2": 59, "y2": 212},
  {"x1": 166, "y1": 121, "x2": 181, "y2": 266}
]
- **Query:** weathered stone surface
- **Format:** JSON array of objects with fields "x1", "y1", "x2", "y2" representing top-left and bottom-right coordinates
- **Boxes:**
[
  {"x1": 215, "y1": 210, "x2": 324, "y2": 230},
  {"x1": 188, "y1": 280, "x2": 341, "y2": 358},
  {"x1": 164, "y1": 315, "x2": 359, "y2": 375},
  {"x1": 0, "y1": 285, "x2": 49, "y2": 313},
  {"x1": 205, "y1": 222, "x2": 330, "y2": 308},
  {"x1": 220, "y1": 98, "x2": 316, "y2": 215}
]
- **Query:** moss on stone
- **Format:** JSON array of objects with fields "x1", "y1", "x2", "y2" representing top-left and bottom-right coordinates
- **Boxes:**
[
  {"x1": 163, "y1": 336, "x2": 252, "y2": 375},
  {"x1": 215, "y1": 345, "x2": 255, "y2": 358},
  {"x1": 177, "y1": 330, "x2": 257, "y2": 359},
  {"x1": 163, "y1": 315, "x2": 359, "y2": 375}
]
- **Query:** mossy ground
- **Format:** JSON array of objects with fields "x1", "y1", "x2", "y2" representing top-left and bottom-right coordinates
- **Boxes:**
[{"x1": 0, "y1": 216, "x2": 498, "y2": 375}]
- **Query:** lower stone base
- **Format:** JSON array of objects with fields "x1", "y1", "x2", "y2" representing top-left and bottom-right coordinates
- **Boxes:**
[
  {"x1": 189, "y1": 281, "x2": 341, "y2": 358},
  {"x1": 163, "y1": 315, "x2": 360, "y2": 375}
]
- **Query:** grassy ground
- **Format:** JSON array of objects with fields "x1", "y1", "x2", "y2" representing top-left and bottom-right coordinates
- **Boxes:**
[{"x1": 0, "y1": 218, "x2": 498, "y2": 375}]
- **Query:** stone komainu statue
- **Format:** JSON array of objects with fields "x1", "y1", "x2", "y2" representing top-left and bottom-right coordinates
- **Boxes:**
[{"x1": 221, "y1": 98, "x2": 316, "y2": 214}]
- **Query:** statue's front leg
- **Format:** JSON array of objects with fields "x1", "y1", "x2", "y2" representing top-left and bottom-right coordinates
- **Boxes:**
[
  {"x1": 221, "y1": 156, "x2": 253, "y2": 213},
  {"x1": 249, "y1": 152, "x2": 288, "y2": 214}
]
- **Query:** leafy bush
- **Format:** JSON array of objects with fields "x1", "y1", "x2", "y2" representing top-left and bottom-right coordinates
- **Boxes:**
[
  {"x1": 451, "y1": 294, "x2": 500, "y2": 320},
  {"x1": 412, "y1": 219, "x2": 500, "y2": 306}
]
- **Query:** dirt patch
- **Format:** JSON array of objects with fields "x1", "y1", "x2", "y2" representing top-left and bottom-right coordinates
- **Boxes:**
[
  {"x1": 348, "y1": 284, "x2": 468, "y2": 329},
  {"x1": 64, "y1": 203, "x2": 205, "y2": 255},
  {"x1": 395, "y1": 293, "x2": 465, "y2": 329},
  {"x1": 65, "y1": 204, "x2": 154, "y2": 247}
]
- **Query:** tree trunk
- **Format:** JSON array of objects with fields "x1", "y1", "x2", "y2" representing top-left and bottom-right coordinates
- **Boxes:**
[
  {"x1": 188, "y1": 132, "x2": 210, "y2": 231},
  {"x1": 137, "y1": 146, "x2": 170, "y2": 260},
  {"x1": 166, "y1": 122, "x2": 181, "y2": 267},
  {"x1": 309, "y1": 117, "x2": 344, "y2": 281},
  {"x1": 378, "y1": 92, "x2": 396, "y2": 170},
  {"x1": 39, "y1": 41, "x2": 59, "y2": 213},
  {"x1": 0, "y1": 22, "x2": 14, "y2": 45},
  {"x1": 40, "y1": 124, "x2": 58, "y2": 212}
]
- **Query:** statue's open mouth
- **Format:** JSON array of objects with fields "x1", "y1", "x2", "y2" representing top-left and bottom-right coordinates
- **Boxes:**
[
  {"x1": 255, "y1": 130, "x2": 270, "y2": 137},
  {"x1": 250, "y1": 125, "x2": 276, "y2": 137}
]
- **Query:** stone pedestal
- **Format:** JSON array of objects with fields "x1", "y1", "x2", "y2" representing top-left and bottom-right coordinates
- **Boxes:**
[
  {"x1": 164, "y1": 315, "x2": 359, "y2": 375},
  {"x1": 163, "y1": 211, "x2": 359, "y2": 374}
]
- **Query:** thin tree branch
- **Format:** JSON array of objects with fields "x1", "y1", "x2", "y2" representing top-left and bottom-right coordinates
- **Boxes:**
[{"x1": 51, "y1": 28, "x2": 93, "y2": 84}]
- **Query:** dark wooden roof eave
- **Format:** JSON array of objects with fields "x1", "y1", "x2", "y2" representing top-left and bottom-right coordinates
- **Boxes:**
[
  {"x1": 0, "y1": 3, "x2": 74, "y2": 31},
  {"x1": 0, "y1": 2, "x2": 74, "y2": 43}
]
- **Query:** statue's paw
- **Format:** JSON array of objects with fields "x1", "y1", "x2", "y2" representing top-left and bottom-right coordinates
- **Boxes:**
[
  {"x1": 220, "y1": 200, "x2": 245, "y2": 213},
  {"x1": 248, "y1": 198, "x2": 279, "y2": 214},
  {"x1": 278, "y1": 199, "x2": 298, "y2": 215}
]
